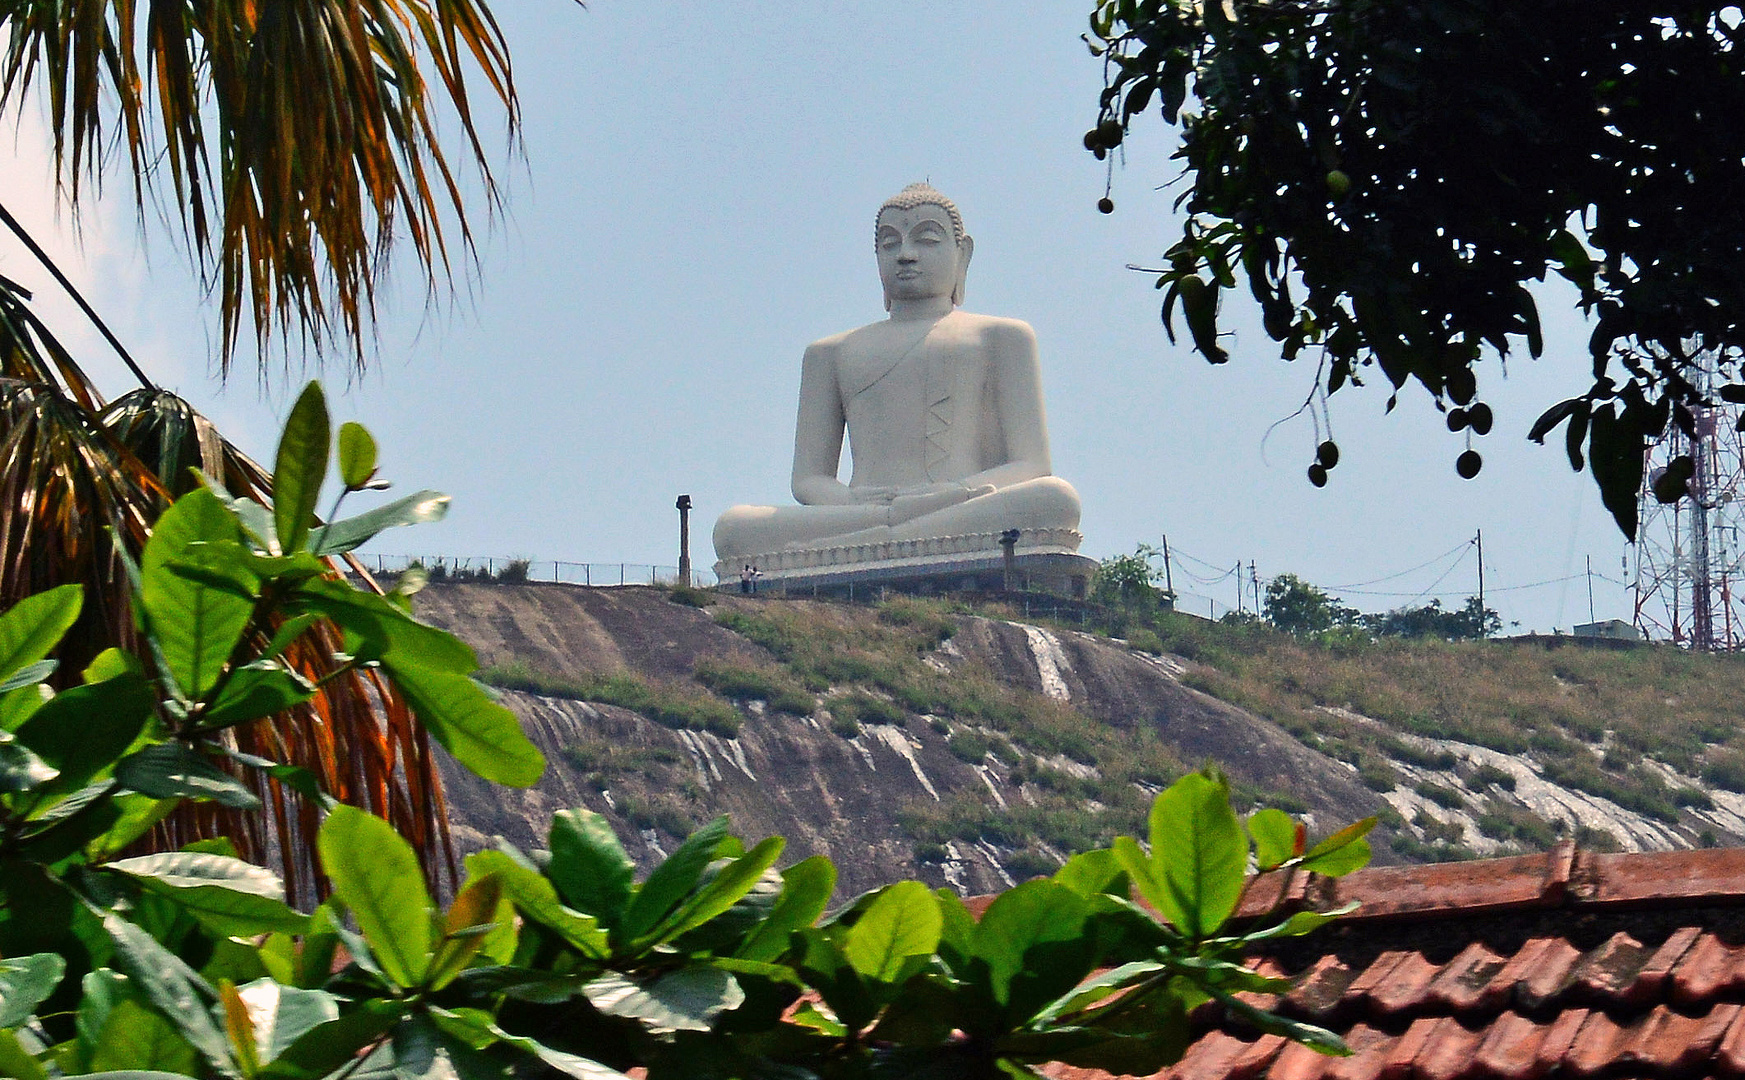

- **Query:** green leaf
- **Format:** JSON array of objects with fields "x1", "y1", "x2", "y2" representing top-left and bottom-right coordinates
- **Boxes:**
[
  {"x1": 336, "y1": 422, "x2": 379, "y2": 490},
  {"x1": 0, "y1": 659, "x2": 56, "y2": 694},
  {"x1": 317, "y1": 806, "x2": 435, "y2": 989},
  {"x1": 229, "y1": 979, "x2": 340, "y2": 1062},
  {"x1": 1146, "y1": 770, "x2": 1246, "y2": 938},
  {"x1": 735, "y1": 855, "x2": 834, "y2": 962},
  {"x1": 101, "y1": 912, "x2": 234, "y2": 1075},
  {"x1": 1237, "y1": 903, "x2": 1361, "y2": 944},
  {"x1": 0, "y1": 584, "x2": 81, "y2": 686},
  {"x1": 311, "y1": 490, "x2": 451, "y2": 556},
  {"x1": 14, "y1": 673, "x2": 155, "y2": 804},
  {"x1": 384, "y1": 662, "x2": 544, "y2": 787},
  {"x1": 200, "y1": 662, "x2": 315, "y2": 727},
  {"x1": 547, "y1": 809, "x2": 636, "y2": 928},
  {"x1": 273, "y1": 382, "x2": 331, "y2": 555},
  {"x1": 0, "y1": 683, "x2": 50, "y2": 734},
  {"x1": 0, "y1": 1029, "x2": 48, "y2": 1080},
  {"x1": 1217, "y1": 992, "x2": 1351, "y2": 1056},
  {"x1": 115, "y1": 744, "x2": 263, "y2": 809},
  {"x1": 90, "y1": 999, "x2": 201, "y2": 1075},
  {"x1": 85, "y1": 794, "x2": 178, "y2": 863},
  {"x1": 0, "y1": 953, "x2": 65, "y2": 1028},
  {"x1": 1301, "y1": 817, "x2": 1377, "y2": 877},
  {"x1": 1052, "y1": 848, "x2": 1126, "y2": 897},
  {"x1": 646, "y1": 835, "x2": 784, "y2": 946},
  {"x1": 261, "y1": 615, "x2": 321, "y2": 661},
  {"x1": 140, "y1": 488, "x2": 257, "y2": 697},
  {"x1": 971, "y1": 880, "x2": 1093, "y2": 1020},
  {"x1": 425, "y1": 874, "x2": 505, "y2": 990},
  {"x1": 621, "y1": 817, "x2": 730, "y2": 946},
  {"x1": 109, "y1": 852, "x2": 309, "y2": 937},
  {"x1": 843, "y1": 880, "x2": 941, "y2": 985},
  {"x1": 464, "y1": 850, "x2": 608, "y2": 959},
  {"x1": 583, "y1": 969, "x2": 744, "y2": 1033},
  {"x1": 84, "y1": 648, "x2": 146, "y2": 685},
  {"x1": 293, "y1": 579, "x2": 477, "y2": 672},
  {"x1": 256, "y1": 999, "x2": 403, "y2": 1080},
  {"x1": 1248, "y1": 809, "x2": 1298, "y2": 870},
  {"x1": 0, "y1": 737, "x2": 58, "y2": 794}
]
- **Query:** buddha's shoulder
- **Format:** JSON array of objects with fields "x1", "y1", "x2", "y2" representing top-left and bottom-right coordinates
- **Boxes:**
[{"x1": 951, "y1": 311, "x2": 1037, "y2": 345}]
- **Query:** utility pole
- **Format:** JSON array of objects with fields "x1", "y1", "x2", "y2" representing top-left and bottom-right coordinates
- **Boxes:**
[
  {"x1": 1476, "y1": 529, "x2": 1485, "y2": 611},
  {"x1": 1587, "y1": 555, "x2": 1596, "y2": 624},
  {"x1": 1250, "y1": 561, "x2": 1261, "y2": 616},
  {"x1": 1160, "y1": 534, "x2": 1176, "y2": 610},
  {"x1": 675, "y1": 494, "x2": 693, "y2": 588},
  {"x1": 1236, "y1": 562, "x2": 1244, "y2": 614}
]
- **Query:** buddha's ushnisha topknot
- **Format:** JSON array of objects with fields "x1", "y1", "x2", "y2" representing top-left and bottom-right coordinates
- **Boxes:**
[{"x1": 875, "y1": 183, "x2": 967, "y2": 245}]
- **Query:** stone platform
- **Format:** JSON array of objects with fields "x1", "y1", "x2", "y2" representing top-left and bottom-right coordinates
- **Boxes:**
[{"x1": 715, "y1": 529, "x2": 1096, "y2": 599}]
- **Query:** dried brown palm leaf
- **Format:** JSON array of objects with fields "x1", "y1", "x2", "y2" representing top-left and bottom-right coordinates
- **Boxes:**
[{"x1": 1, "y1": 0, "x2": 547, "y2": 376}]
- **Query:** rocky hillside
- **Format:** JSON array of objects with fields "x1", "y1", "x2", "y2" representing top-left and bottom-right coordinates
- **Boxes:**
[{"x1": 405, "y1": 582, "x2": 1745, "y2": 897}]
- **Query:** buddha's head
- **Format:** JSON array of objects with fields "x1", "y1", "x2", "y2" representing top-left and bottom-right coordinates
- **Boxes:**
[{"x1": 875, "y1": 183, "x2": 974, "y2": 311}]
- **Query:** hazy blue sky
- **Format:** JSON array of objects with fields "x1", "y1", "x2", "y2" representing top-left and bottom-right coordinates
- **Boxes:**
[{"x1": 3, "y1": 2, "x2": 1649, "y2": 633}]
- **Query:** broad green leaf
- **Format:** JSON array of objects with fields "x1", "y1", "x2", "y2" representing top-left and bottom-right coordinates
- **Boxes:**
[
  {"x1": 1034, "y1": 960, "x2": 1168, "y2": 1025},
  {"x1": 735, "y1": 855, "x2": 835, "y2": 962},
  {"x1": 0, "y1": 737, "x2": 57, "y2": 794},
  {"x1": 311, "y1": 490, "x2": 451, "y2": 556},
  {"x1": 89, "y1": 999, "x2": 200, "y2": 1075},
  {"x1": 794, "y1": 928, "x2": 877, "y2": 1034},
  {"x1": 1052, "y1": 848, "x2": 1126, "y2": 897},
  {"x1": 1147, "y1": 770, "x2": 1246, "y2": 938},
  {"x1": 15, "y1": 673, "x2": 155, "y2": 804},
  {"x1": 0, "y1": 659, "x2": 55, "y2": 694},
  {"x1": 255, "y1": 999, "x2": 403, "y2": 1080},
  {"x1": 0, "y1": 584, "x2": 81, "y2": 686},
  {"x1": 1248, "y1": 809, "x2": 1298, "y2": 870},
  {"x1": 1301, "y1": 818, "x2": 1377, "y2": 877},
  {"x1": 465, "y1": 850, "x2": 608, "y2": 958},
  {"x1": 424, "y1": 1007, "x2": 628, "y2": 1080},
  {"x1": 200, "y1": 662, "x2": 315, "y2": 727},
  {"x1": 1236, "y1": 902, "x2": 1361, "y2": 944},
  {"x1": 231, "y1": 979, "x2": 340, "y2": 1062},
  {"x1": 337, "y1": 422, "x2": 378, "y2": 490},
  {"x1": 294, "y1": 579, "x2": 477, "y2": 672},
  {"x1": 140, "y1": 488, "x2": 257, "y2": 697},
  {"x1": 548, "y1": 809, "x2": 636, "y2": 927},
  {"x1": 1217, "y1": 992, "x2": 1352, "y2": 1056},
  {"x1": 115, "y1": 744, "x2": 262, "y2": 809},
  {"x1": 583, "y1": 969, "x2": 744, "y2": 1033},
  {"x1": 621, "y1": 817, "x2": 730, "y2": 946},
  {"x1": 0, "y1": 683, "x2": 50, "y2": 733},
  {"x1": 317, "y1": 806, "x2": 434, "y2": 989},
  {"x1": 933, "y1": 888, "x2": 978, "y2": 974},
  {"x1": 382, "y1": 662, "x2": 543, "y2": 787},
  {"x1": 644, "y1": 835, "x2": 784, "y2": 946},
  {"x1": 0, "y1": 1030, "x2": 47, "y2": 1080},
  {"x1": 0, "y1": 953, "x2": 64, "y2": 1028},
  {"x1": 101, "y1": 912, "x2": 235, "y2": 1075},
  {"x1": 260, "y1": 616, "x2": 320, "y2": 662},
  {"x1": 110, "y1": 852, "x2": 309, "y2": 937},
  {"x1": 971, "y1": 880, "x2": 1093, "y2": 1017},
  {"x1": 84, "y1": 648, "x2": 146, "y2": 684},
  {"x1": 273, "y1": 382, "x2": 330, "y2": 555},
  {"x1": 85, "y1": 794, "x2": 178, "y2": 862},
  {"x1": 219, "y1": 981, "x2": 260, "y2": 1077},
  {"x1": 843, "y1": 880, "x2": 941, "y2": 985}
]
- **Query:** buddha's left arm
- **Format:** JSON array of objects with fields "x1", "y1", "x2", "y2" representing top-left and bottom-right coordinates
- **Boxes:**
[{"x1": 959, "y1": 319, "x2": 1053, "y2": 489}]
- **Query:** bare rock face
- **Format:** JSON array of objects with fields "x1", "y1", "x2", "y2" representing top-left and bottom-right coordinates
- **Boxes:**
[{"x1": 414, "y1": 583, "x2": 1391, "y2": 895}]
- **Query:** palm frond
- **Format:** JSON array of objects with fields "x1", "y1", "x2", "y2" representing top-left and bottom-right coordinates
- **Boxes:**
[{"x1": 1, "y1": 0, "x2": 532, "y2": 376}]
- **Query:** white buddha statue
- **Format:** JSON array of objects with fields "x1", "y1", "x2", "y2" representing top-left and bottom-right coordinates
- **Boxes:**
[{"x1": 713, "y1": 183, "x2": 1082, "y2": 573}]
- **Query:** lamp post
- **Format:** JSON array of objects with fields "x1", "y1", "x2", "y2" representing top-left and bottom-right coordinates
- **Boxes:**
[
  {"x1": 1000, "y1": 528, "x2": 1021, "y2": 592},
  {"x1": 676, "y1": 494, "x2": 693, "y2": 588}
]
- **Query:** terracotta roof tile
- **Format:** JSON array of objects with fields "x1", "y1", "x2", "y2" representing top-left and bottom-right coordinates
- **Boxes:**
[
  {"x1": 1674, "y1": 934, "x2": 1745, "y2": 1005},
  {"x1": 1366, "y1": 952, "x2": 1443, "y2": 1017},
  {"x1": 1468, "y1": 1010, "x2": 1544, "y2": 1080},
  {"x1": 1322, "y1": 1025, "x2": 1391, "y2": 1080},
  {"x1": 1228, "y1": 1035, "x2": 1287, "y2": 1080},
  {"x1": 1623, "y1": 925, "x2": 1703, "y2": 1003},
  {"x1": 1411, "y1": 1017, "x2": 1484, "y2": 1080},
  {"x1": 1174, "y1": 1032, "x2": 1258, "y2": 1080},
  {"x1": 1515, "y1": 938, "x2": 1585, "y2": 1010},
  {"x1": 1615, "y1": 1004, "x2": 1706, "y2": 1071},
  {"x1": 1568, "y1": 931, "x2": 1650, "y2": 999},
  {"x1": 1268, "y1": 1040, "x2": 1336, "y2": 1080},
  {"x1": 1425, "y1": 942, "x2": 1512, "y2": 1013},
  {"x1": 1696, "y1": 1005, "x2": 1744, "y2": 1067},
  {"x1": 1286, "y1": 955, "x2": 1357, "y2": 1019},
  {"x1": 1716, "y1": 1006, "x2": 1745, "y2": 1075},
  {"x1": 1532, "y1": 1007, "x2": 1591, "y2": 1073},
  {"x1": 1380, "y1": 1017, "x2": 1442, "y2": 1080},
  {"x1": 1345, "y1": 951, "x2": 1415, "y2": 1000},
  {"x1": 1561, "y1": 1010, "x2": 1628, "y2": 1078}
]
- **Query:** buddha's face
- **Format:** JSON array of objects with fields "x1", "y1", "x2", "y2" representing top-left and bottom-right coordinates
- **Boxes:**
[{"x1": 876, "y1": 204, "x2": 962, "y2": 304}]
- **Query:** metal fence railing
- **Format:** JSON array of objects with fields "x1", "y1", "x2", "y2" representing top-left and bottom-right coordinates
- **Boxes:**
[{"x1": 348, "y1": 553, "x2": 723, "y2": 589}]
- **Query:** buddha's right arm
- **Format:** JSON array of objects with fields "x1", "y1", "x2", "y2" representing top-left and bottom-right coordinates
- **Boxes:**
[{"x1": 791, "y1": 344, "x2": 857, "y2": 505}]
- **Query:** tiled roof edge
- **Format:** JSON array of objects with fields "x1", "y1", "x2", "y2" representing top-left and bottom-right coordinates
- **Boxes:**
[{"x1": 1235, "y1": 843, "x2": 1745, "y2": 924}]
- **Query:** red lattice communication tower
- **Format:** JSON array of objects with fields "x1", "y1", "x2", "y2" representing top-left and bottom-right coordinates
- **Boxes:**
[{"x1": 1634, "y1": 390, "x2": 1745, "y2": 650}]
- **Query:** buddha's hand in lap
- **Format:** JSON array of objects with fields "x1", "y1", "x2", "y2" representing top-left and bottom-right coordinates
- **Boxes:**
[{"x1": 888, "y1": 482, "x2": 996, "y2": 525}]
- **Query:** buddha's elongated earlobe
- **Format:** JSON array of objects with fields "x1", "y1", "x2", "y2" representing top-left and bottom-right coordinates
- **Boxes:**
[{"x1": 952, "y1": 235, "x2": 974, "y2": 307}]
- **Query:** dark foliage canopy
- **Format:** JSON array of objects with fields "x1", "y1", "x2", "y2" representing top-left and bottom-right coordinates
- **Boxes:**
[{"x1": 1087, "y1": 0, "x2": 1745, "y2": 536}]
